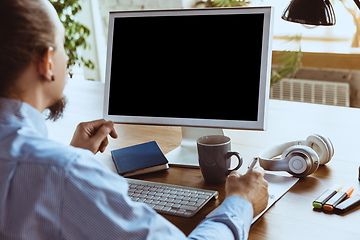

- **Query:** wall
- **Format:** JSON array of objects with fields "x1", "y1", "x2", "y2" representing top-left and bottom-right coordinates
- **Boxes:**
[{"x1": 77, "y1": 0, "x2": 101, "y2": 82}]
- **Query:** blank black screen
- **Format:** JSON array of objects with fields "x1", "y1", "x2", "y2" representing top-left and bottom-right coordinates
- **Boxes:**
[{"x1": 109, "y1": 12, "x2": 264, "y2": 121}]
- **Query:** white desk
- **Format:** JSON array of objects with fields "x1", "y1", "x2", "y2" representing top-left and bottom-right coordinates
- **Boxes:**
[{"x1": 47, "y1": 79, "x2": 360, "y2": 239}]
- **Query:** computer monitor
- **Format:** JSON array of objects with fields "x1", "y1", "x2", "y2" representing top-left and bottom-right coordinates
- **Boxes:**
[{"x1": 104, "y1": 7, "x2": 274, "y2": 167}]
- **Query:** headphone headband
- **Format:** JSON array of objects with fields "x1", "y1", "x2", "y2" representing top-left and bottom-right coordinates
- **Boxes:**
[{"x1": 258, "y1": 140, "x2": 306, "y2": 161}]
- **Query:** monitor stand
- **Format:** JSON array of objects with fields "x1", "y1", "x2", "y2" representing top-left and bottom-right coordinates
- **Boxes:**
[{"x1": 165, "y1": 126, "x2": 224, "y2": 168}]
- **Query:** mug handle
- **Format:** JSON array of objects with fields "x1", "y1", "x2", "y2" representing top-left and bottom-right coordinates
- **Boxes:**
[{"x1": 225, "y1": 152, "x2": 243, "y2": 174}]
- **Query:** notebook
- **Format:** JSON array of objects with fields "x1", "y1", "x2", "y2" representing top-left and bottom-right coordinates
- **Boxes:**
[{"x1": 111, "y1": 141, "x2": 169, "y2": 177}]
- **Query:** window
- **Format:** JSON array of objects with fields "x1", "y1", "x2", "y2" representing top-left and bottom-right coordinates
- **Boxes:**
[{"x1": 258, "y1": 0, "x2": 359, "y2": 54}]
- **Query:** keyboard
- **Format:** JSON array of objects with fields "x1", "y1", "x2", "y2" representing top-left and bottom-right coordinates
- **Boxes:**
[{"x1": 126, "y1": 178, "x2": 219, "y2": 218}]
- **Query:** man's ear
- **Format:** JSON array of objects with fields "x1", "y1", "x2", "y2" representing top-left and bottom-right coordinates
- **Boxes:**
[{"x1": 38, "y1": 46, "x2": 54, "y2": 81}]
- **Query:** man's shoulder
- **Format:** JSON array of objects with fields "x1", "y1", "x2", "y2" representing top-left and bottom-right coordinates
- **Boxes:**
[{"x1": 1, "y1": 127, "x2": 117, "y2": 183}]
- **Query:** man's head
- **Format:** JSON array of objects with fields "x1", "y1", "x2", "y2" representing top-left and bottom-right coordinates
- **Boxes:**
[{"x1": 0, "y1": 0, "x2": 67, "y2": 121}]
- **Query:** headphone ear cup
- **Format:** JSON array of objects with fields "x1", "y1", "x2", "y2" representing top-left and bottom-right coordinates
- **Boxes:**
[
  {"x1": 317, "y1": 134, "x2": 334, "y2": 159},
  {"x1": 282, "y1": 146, "x2": 320, "y2": 177},
  {"x1": 306, "y1": 134, "x2": 334, "y2": 165}
]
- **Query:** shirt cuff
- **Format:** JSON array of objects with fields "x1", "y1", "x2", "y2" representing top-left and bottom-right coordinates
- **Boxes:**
[{"x1": 207, "y1": 196, "x2": 254, "y2": 234}]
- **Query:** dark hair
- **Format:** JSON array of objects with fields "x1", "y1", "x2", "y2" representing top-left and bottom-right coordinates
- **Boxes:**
[{"x1": 0, "y1": 0, "x2": 55, "y2": 96}]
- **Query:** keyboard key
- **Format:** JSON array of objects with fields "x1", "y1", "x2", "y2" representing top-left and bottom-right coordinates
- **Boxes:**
[
  {"x1": 177, "y1": 209, "x2": 186, "y2": 214},
  {"x1": 180, "y1": 205, "x2": 197, "y2": 211},
  {"x1": 195, "y1": 202, "x2": 203, "y2": 207},
  {"x1": 197, "y1": 194, "x2": 209, "y2": 199},
  {"x1": 175, "y1": 195, "x2": 183, "y2": 200},
  {"x1": 190, "y1": 193, "x2": 198, "y2": 198},
  {"x1": 154, "y1": 205, "x2": 164, "y2": 211},
  {"x1": 162, "y1": 207, "x2": 171, "y2": 212}
]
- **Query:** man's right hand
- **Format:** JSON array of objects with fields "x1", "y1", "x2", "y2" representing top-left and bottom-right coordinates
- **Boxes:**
[
  {"x1": 225, "y1": 167, "x2": 269, "y2": 217},
  {"x1": 70, "y1": 119, "x2": 118, "y2": 154}
]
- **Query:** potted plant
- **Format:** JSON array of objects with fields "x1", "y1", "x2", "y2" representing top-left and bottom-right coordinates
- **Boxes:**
[
  {"x1": 50, "y1": 0, "x2": 95, "y2": 78},
  {"x1": 195, "y1": 0, "x2": 250, "y2": 7}
]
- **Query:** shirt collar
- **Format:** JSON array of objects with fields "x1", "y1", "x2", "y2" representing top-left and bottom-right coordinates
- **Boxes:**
[{"x1": 0, "y1": 97, "x2": 48, "y2": 138}]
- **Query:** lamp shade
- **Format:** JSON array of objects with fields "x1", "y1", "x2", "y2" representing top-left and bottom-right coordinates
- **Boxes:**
[{"x1": 281, "y1": 0, "x2": 336, "y2": 26}]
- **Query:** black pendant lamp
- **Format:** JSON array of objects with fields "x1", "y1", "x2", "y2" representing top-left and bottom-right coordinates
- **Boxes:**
[
  {"x1": 282, "y1": 0, "x2": 360, "y2": 26},
  {"x1": 281, "y1": 0, "x2": 336, "y2": 26}
]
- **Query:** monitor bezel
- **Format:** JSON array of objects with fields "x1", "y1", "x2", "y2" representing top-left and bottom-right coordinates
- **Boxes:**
[{"x1": 103, "y1": 7, "x2": 274, "y2": 130}]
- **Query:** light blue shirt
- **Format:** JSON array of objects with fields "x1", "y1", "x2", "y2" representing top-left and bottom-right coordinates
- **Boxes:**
[{"x1": 0, "y1": 97, "x2": 253, "y2": 240}]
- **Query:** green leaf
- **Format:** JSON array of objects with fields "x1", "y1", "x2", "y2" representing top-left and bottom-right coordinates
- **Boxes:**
[
  {"x1": 50, "y1": 0, "x2": 95, "y2": 71},
  {"x1": 271, "y1": 35, "x2": 302, "y2": 86}
]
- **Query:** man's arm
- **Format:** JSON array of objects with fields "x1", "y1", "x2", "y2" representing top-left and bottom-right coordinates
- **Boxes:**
[
  {"x1": 188, "y1": 168, "x2": 268, "y2": 240},
  {"x1": 61, "y1": 153, "x2": 188, "y2": 240}
]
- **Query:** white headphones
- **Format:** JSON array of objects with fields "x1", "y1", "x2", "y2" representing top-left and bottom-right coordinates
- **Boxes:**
[{"x1": 258, "y1": 134, "x2": 334, "y2": 177}]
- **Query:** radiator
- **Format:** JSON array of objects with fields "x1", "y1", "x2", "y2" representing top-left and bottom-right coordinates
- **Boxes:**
[{"x1": 270, "y1": 78, "x2": 350, "y2": 107}]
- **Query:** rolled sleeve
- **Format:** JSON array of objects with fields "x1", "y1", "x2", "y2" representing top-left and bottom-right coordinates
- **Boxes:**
[{"x1": 188, "y1": 196, "x2": 253, "y2": 240}]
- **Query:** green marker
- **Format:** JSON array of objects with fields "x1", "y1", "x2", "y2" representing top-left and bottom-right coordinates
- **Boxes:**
[{"x1": 313, "y1": 184, "x2": 343, "y2": 209}]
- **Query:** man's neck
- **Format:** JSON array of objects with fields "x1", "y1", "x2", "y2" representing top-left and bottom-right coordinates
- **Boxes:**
[{"x1": 7, "y1": 64, "x2": 50, "y2": 114}]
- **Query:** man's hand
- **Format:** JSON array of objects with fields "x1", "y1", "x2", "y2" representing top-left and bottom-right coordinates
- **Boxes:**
[
  {"x1": 225, "y1": 167, "x2": 269, "y2": 217},
  {"x1": 70, "y1": 119, "x2": 118, "y2": 154}
]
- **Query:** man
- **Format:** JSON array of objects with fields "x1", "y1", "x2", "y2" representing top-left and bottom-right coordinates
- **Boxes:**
[{"x1": 0, "y1": 0, "x2": 269, "y2": 239}]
